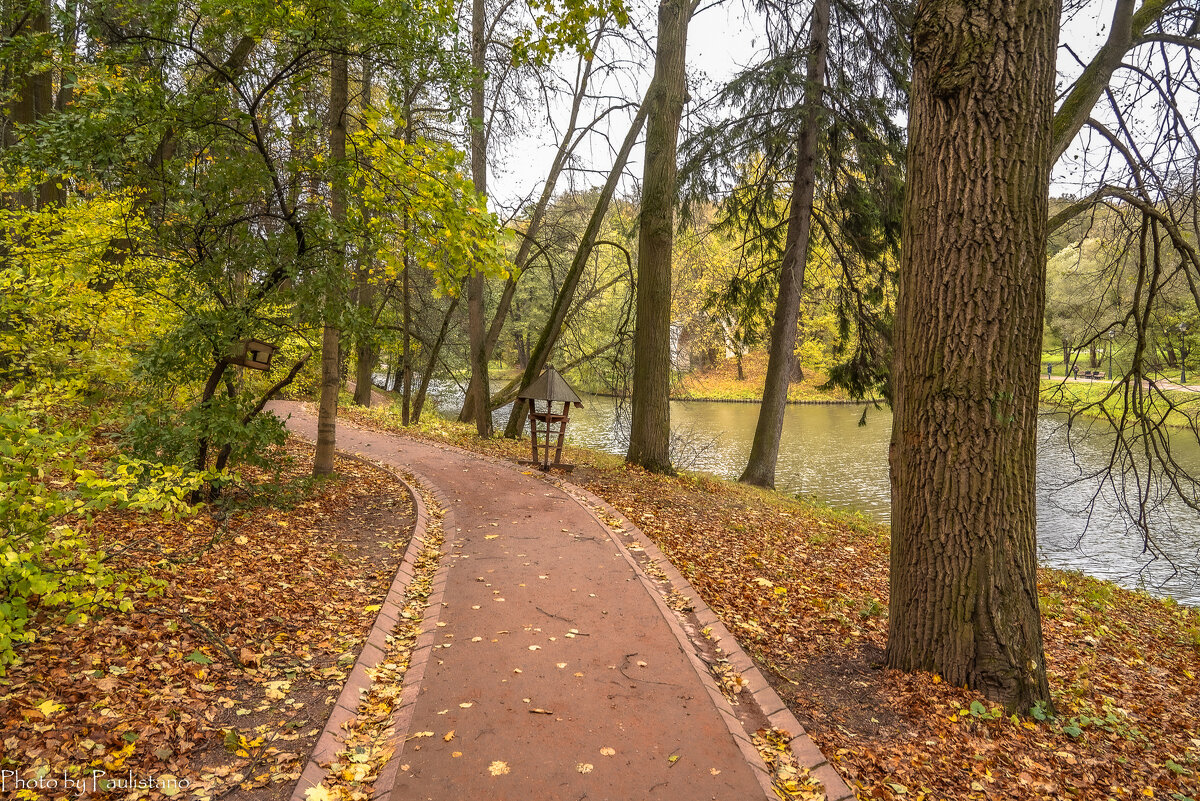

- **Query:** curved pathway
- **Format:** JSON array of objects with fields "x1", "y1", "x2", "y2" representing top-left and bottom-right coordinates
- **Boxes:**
[{"x1": 272, "y1": 402, "x2": 846, "y2": 801}]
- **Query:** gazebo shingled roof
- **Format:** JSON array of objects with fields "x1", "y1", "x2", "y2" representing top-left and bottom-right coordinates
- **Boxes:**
[{"x1": 517, "y1": 365, "x2": 583, "y2": 408}]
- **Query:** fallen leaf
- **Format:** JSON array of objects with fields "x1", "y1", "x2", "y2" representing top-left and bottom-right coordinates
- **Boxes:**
[
  {"x1": 600, "y1": 747, "x2": 616, "y2": 756},
  {"x1": 577, "y1": 763, "x2": 594, "y2": 774},
  {"x1": 489, "y1": 761, "x2": 510, "y2": 776},
  {"x1": 444, "y1": 730, "x2": 455, "y2": 742}
]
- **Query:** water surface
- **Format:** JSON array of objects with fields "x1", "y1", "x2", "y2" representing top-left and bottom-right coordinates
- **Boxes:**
[{"x1": 434, "y1": 389, "x2": 1200, "y2": 603}]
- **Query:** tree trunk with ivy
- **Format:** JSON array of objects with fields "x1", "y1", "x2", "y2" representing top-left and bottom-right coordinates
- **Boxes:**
[{"x1": 886, "y1": 0, "x2": 1059, "y2": 711}]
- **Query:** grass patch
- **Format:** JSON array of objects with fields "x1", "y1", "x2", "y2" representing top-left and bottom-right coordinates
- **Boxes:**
[
  {"x1": 671, "y1": 351, "x2": 858, "y2": 402},
  {"x1": 1040, "y1": 377, "x2": 1200, "y2": 428}
]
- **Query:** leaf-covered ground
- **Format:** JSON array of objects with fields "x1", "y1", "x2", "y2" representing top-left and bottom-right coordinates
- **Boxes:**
[
  {"x1": 348, "y1": 407, "x2": 1200, "y2": 801},
  {"x1": 1, "y1": 441, "x2": 413, "y2": 800}
]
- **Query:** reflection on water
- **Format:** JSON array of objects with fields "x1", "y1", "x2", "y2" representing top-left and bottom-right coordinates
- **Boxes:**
[{"x1": 433, "y1": 389, "x2": 1200, "y2": 603}]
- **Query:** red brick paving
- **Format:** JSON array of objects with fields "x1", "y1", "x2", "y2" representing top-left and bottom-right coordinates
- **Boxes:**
[{"x1": 273, "y1": 402, "x2": 814, "y2": 801}]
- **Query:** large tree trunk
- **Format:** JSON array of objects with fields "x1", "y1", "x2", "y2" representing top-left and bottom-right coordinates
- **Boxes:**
[
  {"x1": 5, "y1": 0, "x2": 62, "y2": 209},
  {"x1": 501, "y1": 98, "x2": 652, "y2": 439},
  {"x1": 626, "y1": 0, "x2": 691, "y2": 473},
  {"x1": 739, "y1": 0, "x2": 829, "y2": 489},
  {"x1": 314, "y1": 50, "x2": 349, "y2": 476},
  {"x1": 886, "y1": 0, "x2": 1058, "y2": 710},
  {"x1": 466, "y1": 0, "x2": 492, "y2": 437}
]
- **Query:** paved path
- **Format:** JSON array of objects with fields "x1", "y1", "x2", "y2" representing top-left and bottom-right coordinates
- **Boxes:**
[{"x1": 273, "y1": 403, "x2": 777, "y2": 801}]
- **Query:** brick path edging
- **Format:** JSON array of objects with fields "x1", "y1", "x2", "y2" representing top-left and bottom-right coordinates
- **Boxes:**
[
  {"x1": 288, "y1": 457, "x2": 456, "y2": 801},
  {"x1": 378, "y1": 433, "x2": 856, "y2": 801},
  {"x1": 562, "y1": 481, "x2": 855, "y2": 801}
]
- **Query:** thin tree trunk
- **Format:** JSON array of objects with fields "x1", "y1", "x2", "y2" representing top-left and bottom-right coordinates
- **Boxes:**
[
  {"x1": 213, "y1": 355, "x2": 312, "y2": 476},
  {"x1": 886, "y1": 0, "x2": 1058, "y2": 711},
  {"x1": 314, "y1": 50, "x2": 349, "y2": 476},
  {"x1": 626, "y1": 0, "x2": 692, "y2": 473},
  {"x1": 353, "y1": 59, "x2": 376, "y2": 408},
  {"x1": 501, "y1": 99, "x2": 652, "y2": 439},
  {"x1": 413, "y1": 294, "x2": 462, "y2": 424},
  {"x1": 193, "y1": 359, "x2": 231, "y2": 473},
  {"x1": 515, "y1": 333, "x2": 528, "y2": 369},
  {"x1": 56, "y1": 0, "x2": 78, "y2": 112},
  {"x1": 459, "y1": 43, "x2": 603, "y2": 423},
  {"x1": 466, "y1": 0, "x2": 492, "y2": 437},
  {"x1": 739, "y1": 0, "x2": 829, "y2": 488},
  {"x1": 401, "y1": 91, "x2": 415, "y2": 424},
  {"x1": 1050, "y1": 0, "x2": 1168, "y2": 163}
]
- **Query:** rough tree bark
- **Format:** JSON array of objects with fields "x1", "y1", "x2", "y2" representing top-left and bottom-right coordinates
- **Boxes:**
[
  {"x1": 739, "y1": 0, "x2": 829, "y2": 489},
  {"x1": 466, "y1": 0, "x2": 492, "y2": 437},
  {"x1": 5, "y1": 0, "x2": 62, "y2": 209},
  {"x1": 886, "y1": 0, "x2": 1059, "y2": 710},
  {"x1": 314, "y1": 50, "x2": 349, "y2": 476},
  {"x1": 626, "y1": 0, "x2": 692, "y2": 473}
]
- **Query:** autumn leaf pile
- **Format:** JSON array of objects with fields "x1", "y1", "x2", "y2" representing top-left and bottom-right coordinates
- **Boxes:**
[
  {"x1": 0, "y1": 441, "x2": 414, "y2": 800},
  {"x1": 382, "y1": 411, "x2": 1200, "y2": 801}
]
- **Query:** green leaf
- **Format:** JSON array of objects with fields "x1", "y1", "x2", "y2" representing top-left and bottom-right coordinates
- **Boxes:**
[{"x1": 185, "y1": 650, "x2": 213, "y2": 665}]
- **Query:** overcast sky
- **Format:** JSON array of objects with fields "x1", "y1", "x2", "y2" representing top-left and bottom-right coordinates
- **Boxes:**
[{"x1": 486, "y1": 0, "x2": 1155, "y2": 210}]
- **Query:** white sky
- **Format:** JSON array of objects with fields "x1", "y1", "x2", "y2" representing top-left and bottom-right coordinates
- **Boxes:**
[{"x1": 487, "y1": 0, "x2": 1150, "y2": 209}]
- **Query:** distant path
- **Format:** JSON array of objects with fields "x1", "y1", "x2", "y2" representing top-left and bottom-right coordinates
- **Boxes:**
[
  {"x1": 345, "y1": 379, "x2": 394, "y2": 407},
  {"x1": 270, "y1": 401, "x2": 783, "y2": 800}
]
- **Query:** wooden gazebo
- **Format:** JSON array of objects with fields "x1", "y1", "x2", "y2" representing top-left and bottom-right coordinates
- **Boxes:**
[{"x1": 516, "y1": 366, "x2": 583, "y2": 472}]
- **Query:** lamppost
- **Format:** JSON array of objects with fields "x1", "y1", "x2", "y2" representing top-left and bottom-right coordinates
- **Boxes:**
[
  {"x1": 1107, "y1": 328, "x2": 1117, "y2": 380},
  {"x1": 1179, "y1": 322, "x2": 1189, "y2": 385}
]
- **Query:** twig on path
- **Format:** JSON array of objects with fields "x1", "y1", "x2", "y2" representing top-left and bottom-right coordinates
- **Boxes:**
[{"x1": 535, "y1": 605, "x2": 575, "y2": 624}]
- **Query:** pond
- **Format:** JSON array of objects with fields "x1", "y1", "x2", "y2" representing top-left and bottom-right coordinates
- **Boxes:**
[{"x1": 432, "y1": 389, "x2": 1200, "y2": 603}]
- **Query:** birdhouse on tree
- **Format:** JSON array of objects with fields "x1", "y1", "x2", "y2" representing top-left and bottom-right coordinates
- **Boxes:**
[
  {"x1": 516, "y1": 365, "x2": 583, "y2": 472},
  {"x1": 229, "y1": 339, "x2": 277, "y2": 371}
]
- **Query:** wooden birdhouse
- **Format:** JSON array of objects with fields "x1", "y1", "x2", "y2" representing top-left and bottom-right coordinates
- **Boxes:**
[{"x1": 230, "y1": 339, "x2": 277, "y2": 371}]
